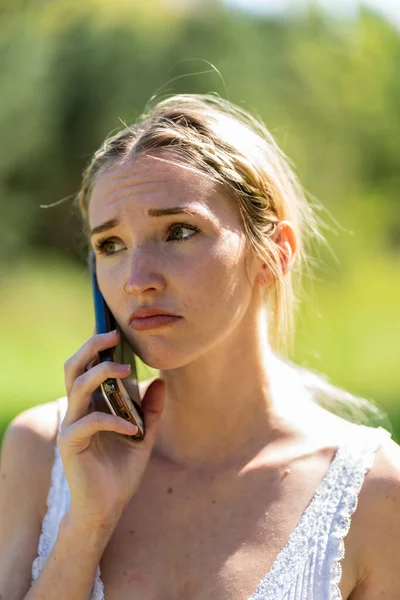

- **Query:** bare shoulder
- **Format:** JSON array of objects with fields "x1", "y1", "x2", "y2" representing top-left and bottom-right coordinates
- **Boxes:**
[
  {"x1": 349, "y1": 432, "x2": 400, "y2": 599},
  {"x1": 0, "y1": 400, "x2": 61, "y2": 598},
  {"x1": 4, "y1": 399, "x2": 60, "y2": 440},
  {"x1": 2, "y1": 399, "x2": 60, "y2": 456},
  {"x1": 357, "y1": 432, "x2": 400, "y2": 535},
  {"x1": 1, "y1": 400, "x2": 61, "y2": 520}
]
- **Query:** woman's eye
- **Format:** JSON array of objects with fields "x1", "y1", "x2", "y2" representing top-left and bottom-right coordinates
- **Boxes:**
[
  {"x1": 166, "y1": 223, "x2": 200, "y2": 243},
  {"x1": 94, "y1": 238, "x2": 124, "y2": 255},
  {"x1": 94, "y1": 222, "x2": 200, "y2": 256}
]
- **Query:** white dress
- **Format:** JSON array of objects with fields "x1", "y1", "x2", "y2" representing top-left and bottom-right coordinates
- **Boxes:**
[{"x1": 31, "y1": 395, "x2": 392, "y2": 599}]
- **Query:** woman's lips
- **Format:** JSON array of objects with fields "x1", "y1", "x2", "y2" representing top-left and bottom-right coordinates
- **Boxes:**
[{"x1": 129, "y1": 314, "x2": 182, "y2": 331}]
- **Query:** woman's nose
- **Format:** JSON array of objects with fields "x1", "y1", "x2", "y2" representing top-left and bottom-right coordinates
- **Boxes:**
[{"x1": 123, "y1": 250, "x2": 166, "y2": 296}]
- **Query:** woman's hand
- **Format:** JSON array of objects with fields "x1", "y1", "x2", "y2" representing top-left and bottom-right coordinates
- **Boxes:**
[{"x1": 59, "y1": 330, "x2": 165, "y2": 531}]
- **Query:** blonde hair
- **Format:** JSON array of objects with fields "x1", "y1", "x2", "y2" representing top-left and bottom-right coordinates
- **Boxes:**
[{"x1": 75, "y1": 93, "x2": 389, "y2": 429}]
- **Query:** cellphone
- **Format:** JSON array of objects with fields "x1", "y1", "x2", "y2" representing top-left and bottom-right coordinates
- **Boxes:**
[{"x1": 88, "y1": 251, "x2": 145, "y2": 441}]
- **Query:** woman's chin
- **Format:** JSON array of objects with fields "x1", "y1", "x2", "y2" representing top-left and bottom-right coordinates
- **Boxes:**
[
  {"x1": 140, "y1": 354, "x2": 191, "y2": 371},
  {"x1": 129, "y1": 332, "x2": 209, "y2": 371},
  {"x1": 136, "y1": 344, "x2": 198, "y2": 371}
]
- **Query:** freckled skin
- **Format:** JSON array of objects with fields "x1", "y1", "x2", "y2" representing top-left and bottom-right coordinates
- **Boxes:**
[
  {"x1": 88, "y1": 150, "x2": 298, "y2": 470},
  {"x1": 89, "y1": 153, "x2": 257, "y2": 372}
]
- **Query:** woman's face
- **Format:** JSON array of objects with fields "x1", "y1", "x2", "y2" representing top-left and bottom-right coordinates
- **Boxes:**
[{"x1": 88, "y1": 152, "x2": 264, "y2": 369}]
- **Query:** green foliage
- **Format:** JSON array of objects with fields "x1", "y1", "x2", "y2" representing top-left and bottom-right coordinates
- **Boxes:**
[
  {"x1": 0, "y1": 2, "x2": 399, "y2": 443},
  {"x1": 1, "y1": 2, "x2": 399, "y2": 262}
]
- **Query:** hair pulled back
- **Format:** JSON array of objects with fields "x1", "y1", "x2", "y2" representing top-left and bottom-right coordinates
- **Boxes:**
[
  {"x1": 77, "y1": 93, "x2": 322, "y2": 354},
  {"x1": 75, "y1": 93, "x2": 388, "y2": 428}
]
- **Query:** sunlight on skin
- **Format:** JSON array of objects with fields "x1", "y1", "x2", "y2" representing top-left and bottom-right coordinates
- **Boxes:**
[{"x1": 87, "y1": 152, "x2": 310, "y2": 468}]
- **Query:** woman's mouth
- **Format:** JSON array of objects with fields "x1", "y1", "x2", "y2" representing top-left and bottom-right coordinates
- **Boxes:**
[
  {"x1": 128, "y1": 306, "x2": 182, "y2": 331},
  {"x1": 129, "y1": 314, "x2": 182, "y2": 331}
]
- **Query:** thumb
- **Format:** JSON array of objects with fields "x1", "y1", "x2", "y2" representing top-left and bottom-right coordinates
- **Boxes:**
[{"x1": 141, "y1": 378, "x2": 165, "y2": 444}]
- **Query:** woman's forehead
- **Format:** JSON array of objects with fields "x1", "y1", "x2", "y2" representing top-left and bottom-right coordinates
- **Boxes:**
[{"x1": 88, "y1": 153, "x2": 239, "y2": 226}]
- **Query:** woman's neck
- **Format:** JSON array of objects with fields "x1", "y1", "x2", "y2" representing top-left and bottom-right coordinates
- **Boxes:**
[{"x1": 152, "y1": 313, "x2": 310, "y2": 469}]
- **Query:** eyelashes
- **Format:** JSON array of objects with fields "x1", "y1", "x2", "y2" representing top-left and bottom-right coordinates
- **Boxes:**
[
  {"x1": 94, "y1": 237, "x2": 122, "y2": 255},
  {"x1": 94, "y1": 222, "x2": 201, "y2": 256}
]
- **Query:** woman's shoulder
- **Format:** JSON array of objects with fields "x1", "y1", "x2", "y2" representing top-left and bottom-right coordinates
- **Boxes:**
[
  {"x1": 357, "y1": 431, "x2": 400, "y2": 542},
  {"x1": 347, "y1": 431, "x2": 400, "y2": 598},
  {"x1": 4, "y1": 399, "x2": 62, "y2": 459},
  {"x1": 305, "y1": 411, "x2": 400, "y2": 598},
  {"x1": 3, "y1": 399, "x2": 61, "y2": 471},
  {"x1": 1, "y1": 399, "x2": 61, "y2": 529},
  {"x1": 6, "y1": 399, "x2": 61, "y2": 441},
  {"x1": 2, "y1": 397, "x2": 73, "y2": 477}
]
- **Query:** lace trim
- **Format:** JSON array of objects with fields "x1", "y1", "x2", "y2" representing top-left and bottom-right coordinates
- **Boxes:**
[
  {"x1": 248, "y1": 442, "x2": 348, "y2": 600},
  {"x1": 32, "y1": 400, "x2": 391, "y2": 600},
  {"x1": 91, "y1": 427, "x2": 351, "y2": 600},
  {"x1": 328, "y1": 426, "x2": 392, "y2": 600},
  {"x1": 31, "y1": 397, "x2": 105, "y2": 599},
  {"x1": 31, "y1": 398, "x2": 66, "y2": 583},
  {"x1": 91, "y1": 566, "x2": 105, "y2": 599},
  {"x1": 249, "y1": 425, "x2": 392, "y2": 600}
]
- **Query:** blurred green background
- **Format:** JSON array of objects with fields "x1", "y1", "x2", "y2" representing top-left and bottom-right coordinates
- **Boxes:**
[{"x1": 1, "y1": 0, "x2": 399, "y2": 443}]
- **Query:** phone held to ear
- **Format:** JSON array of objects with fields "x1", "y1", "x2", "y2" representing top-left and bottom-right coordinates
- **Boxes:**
[{"x1": 88, "y1": 251, "x2": 145, "y2": 441}]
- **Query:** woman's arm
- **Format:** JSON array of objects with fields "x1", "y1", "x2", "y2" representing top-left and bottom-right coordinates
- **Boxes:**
[
  {"x1": 25, "y1": 512, "x2": 114, "y2": 600},
  {"x1": 0, "y1": 403, "x2": 115, "y2": 600},
  {"x1": 0, "y1": 403, "x2": 58, "y2": 599},
  {"x1": 349, "y1": 436, "x2": 400, "y2": 599}
]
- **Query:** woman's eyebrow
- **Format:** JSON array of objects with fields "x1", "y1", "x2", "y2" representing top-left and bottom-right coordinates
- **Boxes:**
[
  {"x1": 148, "y1": 206, "x2": 200, "y2": 217},
  {"x1": 90, "y1": 206, "x2": 214, "y2": 238},
  {"x1": 90, "y1": 217, "x2": 120, "y2": 239}
]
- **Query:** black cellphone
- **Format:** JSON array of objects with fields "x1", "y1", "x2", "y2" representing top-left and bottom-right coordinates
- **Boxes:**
[{"x1": 88, "y1": 251, "x2": 145, "y2": 441}]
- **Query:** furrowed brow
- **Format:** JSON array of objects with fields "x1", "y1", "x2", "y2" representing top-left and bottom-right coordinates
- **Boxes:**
[
  {"x1": 90, "y1": 206, "x2": 206, "y2": 238},
  {"x1": 147, "y1": 206, "x2": 200, "y2": 217},
  {"x1": 90, "y1": 217, "x2": 120, "y2": 238}
]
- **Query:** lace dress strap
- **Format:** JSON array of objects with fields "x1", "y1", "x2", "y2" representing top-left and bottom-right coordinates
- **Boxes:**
[
  {"x1": 31, "y1": 396, "x2": 70, "y2": 585},
  {"x1": 324, "y1": 424, "x2": 392, "y2": 599},
  {"x1": 249, "y1": 423, "x2": 392, "y2": 600},
  {"x1": 31, "y1": 396, "x2": 105, "y2": 600}
]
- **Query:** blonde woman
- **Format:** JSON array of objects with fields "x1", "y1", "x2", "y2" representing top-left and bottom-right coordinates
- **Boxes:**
[{"x1": 1, "y1": 94, "x2": 399, "y2": 600}]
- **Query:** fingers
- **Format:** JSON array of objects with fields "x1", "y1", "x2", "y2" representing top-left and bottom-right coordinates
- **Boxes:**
[
  {"x1": 63, "y1": 360, "x2": 132, "y2": 427},
  {"x1": 64, "y1": 330, "x2": 119, "y2": 396},
  {"x1": 63, "y1": 330, "x2": 132, "y2": 428},
  {"x1": 85, "y1": 355, "x2": 100, "y2": 372},
  {"x1": 63, "y1": 332, "x2": 165, "y2": 451},
  {"x1": 85, "y1": 324, "x2": 101, "y2": 370},
  {"x1": 58, "y1": 411, "x2": 138, "y2": 454}
]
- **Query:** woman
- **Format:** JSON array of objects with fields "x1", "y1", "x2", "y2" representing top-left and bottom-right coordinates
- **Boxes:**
[{"x1": 1, "y1": 94, "x2": 399, "y2": 600}]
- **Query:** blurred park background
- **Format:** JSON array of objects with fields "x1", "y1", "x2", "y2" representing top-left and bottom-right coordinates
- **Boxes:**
[{"x1": 0, "y1": 0, "x2": 399, "y2": 443}]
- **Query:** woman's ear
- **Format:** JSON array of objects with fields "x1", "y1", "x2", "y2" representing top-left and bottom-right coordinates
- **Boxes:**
[
  {"x1": 273, "y1": 220, "x2": 297, "y2": 275},
  {"x1": 256, "y1": 221, "x2": 297, "y2": 287}
]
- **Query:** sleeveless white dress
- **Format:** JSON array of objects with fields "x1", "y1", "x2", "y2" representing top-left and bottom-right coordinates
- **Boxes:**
[{"x1": 31, "y1": 395, "x2": 392, "y2": 599}]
